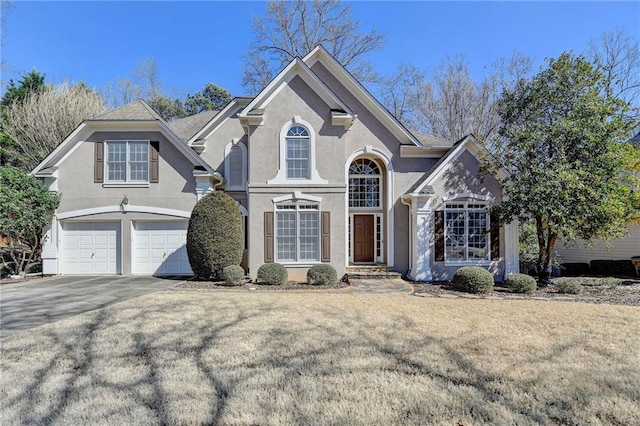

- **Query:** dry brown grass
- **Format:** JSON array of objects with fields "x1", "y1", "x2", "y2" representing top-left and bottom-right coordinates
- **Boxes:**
[{"x1": 1, "y1": 291, "x2": 639, "y2": 425}]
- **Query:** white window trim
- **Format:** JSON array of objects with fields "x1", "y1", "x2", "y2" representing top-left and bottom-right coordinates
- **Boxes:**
[
  {"x1": 349, "y1": 158, "x2": 383, "y2": 210},
  {"x1": 104, "y1": 140, "x2": 150, "y2": 185},
  {"x1": 444, "y1": 201, "x2": 491, "y2": 265},
  {"x1": 267, "y1": 117, "x2": 328, "y2": 185},
  {"x1": 274, "y1": 200, "x2": 321, "y2": 264},
  {"x1": 224, "y1": 139, "x2": 247, "y2": 191}
]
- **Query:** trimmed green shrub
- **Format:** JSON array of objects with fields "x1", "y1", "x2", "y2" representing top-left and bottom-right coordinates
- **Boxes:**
[
  {"x1": 307, "y1": 264, "x2": 337, "y2": 286},
  {"x1": 590, "y1": 260, "x2": 637, "y2": 277},
  {"x1": 560, "y1": 262, "x2": 590, "y2": 276},
  {"x1": 506, "y1": 273, "x2": 537, "y2": 294},
  {"x1": 555, "y1": 279, "x2": 583, "y2": 294},
  {"x1": 187, "y1": 192, "x2": 243, "y2": 280},
  {"x1": 257, "y1": 263, "x2": 288, "y2": 285},
  {"x1": 452, "y1": 266, "x2": 494, "y2": 294},
  {"x1": 222, "y1": 265, "x2": 245, "y2": 286}
]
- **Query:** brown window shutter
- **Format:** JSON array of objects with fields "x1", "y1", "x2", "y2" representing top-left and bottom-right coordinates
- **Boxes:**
[
  {"x1": 264, "y1": 211, "x2": 274, "y2": 263},
  {"x1": 94, "y1": 141, "x2": 104, "y2": 183},
  {"x1": 150, "y1": 141, "x2": 159, "y2": 183},
  {"x1": 434, "y1": 210, "x2": 445, "y2": 261},
  {"x1": 490, "y1": 212, "x2": 500, "y2": 260},
  {"x1": 321, "y1": 211, "x2": 330, "y2": 262}
]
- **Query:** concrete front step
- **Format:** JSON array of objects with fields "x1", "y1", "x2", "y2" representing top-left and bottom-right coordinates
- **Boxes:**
[{"x1": 346, "y1": 265, "x2": 402, "y2": 279}]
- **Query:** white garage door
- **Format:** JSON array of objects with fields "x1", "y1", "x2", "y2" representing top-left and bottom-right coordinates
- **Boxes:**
[
  {"x1": 132, "y1": 221, "x2": 193, "y2": 275},
  {"x1": 62, "y1": 222, "x2": 120, "y2": 274}
]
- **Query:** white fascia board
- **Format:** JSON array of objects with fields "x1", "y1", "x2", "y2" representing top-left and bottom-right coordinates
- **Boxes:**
[
  {"x1": 238, "y1": 58, "x2": 354, "y2": 123},
  {"x1": 400, "y1": 145, "x2": 450, "y2": 158},
  {"x1": 187, "y1": 99, "x2": 244, "y2": 145},
  {"x1": 31, "y1": 122, "x2": 90, "y2": 175},
  {"x1": 303, "y1": 46, "x2": 421, "y2": 147}
]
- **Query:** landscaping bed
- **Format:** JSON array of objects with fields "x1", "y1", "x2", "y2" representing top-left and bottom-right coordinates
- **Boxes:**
[
  {"x1": 413, "y1": 276, "x2": 640, "y2": 306},
  {"x1": 179, "y1": 279, "x2": 348, "y2": 291}
]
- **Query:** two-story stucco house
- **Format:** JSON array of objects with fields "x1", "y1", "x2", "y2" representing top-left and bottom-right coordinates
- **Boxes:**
[{"x1": 32, "y1": 46, "x2": 519, "y2": 282}]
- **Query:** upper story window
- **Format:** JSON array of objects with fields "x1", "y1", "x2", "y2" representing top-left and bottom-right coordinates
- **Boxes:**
[
  {"x1": 224, "y1": 139, "x2": 247, "y2": 191},
  {"x1": 286, "y1": 125, "x2": 310, "y2": 179},
  {"x1": 349, "y1": 158, "x2": 381, "y2": 208},
  {"x1": 267, "y1": 117, "x2": 327, "y2": 185},
  {"x1": 106, "y1": 140, "x2": 148, "y2": 182},
  {"x1": 445, "y1": 202, "x2": 489, "y2": 262}
]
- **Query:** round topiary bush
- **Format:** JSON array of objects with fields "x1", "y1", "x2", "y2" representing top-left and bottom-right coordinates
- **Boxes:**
[
  {"x1": 307, "y1": 264, "x2": 337, "y2": 286},
  {"x1": 222, "y1": 265, "x2": 245, "y2": 286},
  {"x1": 257, "y1": 263, "x2": 288, "y2": 285},
  {"x1": 186, "y1": 192, "x2": 243, "y2": 280},
  {"x1": 506, "y1": 273, "x2": 537, "y2": 294},
  {"x1": 555, "y1": 279, "x2": 583, "y2": 294},
  {"x1": 452, "y1": 266, "x2": 494, "y2": 294}
]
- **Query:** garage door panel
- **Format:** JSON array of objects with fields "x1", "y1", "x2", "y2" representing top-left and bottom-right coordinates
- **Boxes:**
[
  {"x1": 133, "y1": 221, "x2": 192, "y2": 275},
  {"x1": 62, "y1": 222, "x2": 120, "y2": 275}
]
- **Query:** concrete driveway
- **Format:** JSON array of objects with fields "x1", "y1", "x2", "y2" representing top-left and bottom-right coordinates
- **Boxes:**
[{"x1": 0, "y1": 275, "x2": 185, "y2": 338}]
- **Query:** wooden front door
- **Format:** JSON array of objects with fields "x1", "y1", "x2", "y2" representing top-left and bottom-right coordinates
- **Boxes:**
[{"x1": 354, "y1": 215, "x2": 375, "y2": 263}]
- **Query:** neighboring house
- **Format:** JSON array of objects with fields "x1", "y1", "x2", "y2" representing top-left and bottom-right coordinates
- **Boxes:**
[
  {"x1": 555, "y1": 131, "x2": 640, "y2": 268},
  {"x1": 31, "y1": 46, "x2": 519, "y2": 281}
]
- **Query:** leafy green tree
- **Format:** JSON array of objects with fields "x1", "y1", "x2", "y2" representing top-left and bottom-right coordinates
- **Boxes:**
[
  {"x1": 1, "y1": 69, "x2": 46, "y2": 107},
  {"x1": 185, "y1": 83, "x2": 231, "y2": 114},
  {"x1": 0, "y1": 166, "x2": 59, "y2": 276},
  {"x1": 489, "y1": 52, "x2": 639, "y2": 285},
  {"x1": 0, "y1": 70, "x2": 47, "y2": 167},
  {"x1": 147, "y1": 95, "x2": 189, "y2": 121}
]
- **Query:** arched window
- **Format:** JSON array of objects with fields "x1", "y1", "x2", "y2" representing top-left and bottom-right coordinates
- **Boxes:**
[
  {"x1": 349, "y1": 158, "x2": 381, "y2": 208},
  {"x1": 286, "y1": 125, "x2": 310, "y2": 179},
  {"x1": 224, "y1": 140, "x2": 247, "y2": 190},
  {"x1": 268, "y1": 117, "x2": 327, "y2": 185}
]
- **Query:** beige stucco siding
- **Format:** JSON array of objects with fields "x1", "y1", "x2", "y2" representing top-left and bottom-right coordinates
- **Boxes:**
[
  {"x1": 248, "y1": 190, "x2": 346, "y2": 281},
  {"x1": 199, "y1": 118, "x2": 246, "y2": 181},
  {"x1": 428, "y1": 150, "x2": 506, "y2": 281},
  {"x1": 56, "y1": 131, "x2": 198, "y2": 214}
]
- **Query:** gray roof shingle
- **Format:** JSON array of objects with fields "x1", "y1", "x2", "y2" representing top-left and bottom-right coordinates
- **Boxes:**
[
  {"x1": 91, "y1": 100, "x2": 162, "y2": 121},
  {"x1": 167, "y1": 110, "x2": 219, "y2": 142}
]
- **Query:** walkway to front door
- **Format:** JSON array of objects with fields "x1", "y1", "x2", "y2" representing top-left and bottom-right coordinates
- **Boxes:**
[{"x1": 353, "y1": 215, "x2": 374, "y2": 263}]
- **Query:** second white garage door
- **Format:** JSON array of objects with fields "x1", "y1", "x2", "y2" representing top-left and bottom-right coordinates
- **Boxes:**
[{"x1": 132, "y1": 221, "x2": 193, "y2": 275}]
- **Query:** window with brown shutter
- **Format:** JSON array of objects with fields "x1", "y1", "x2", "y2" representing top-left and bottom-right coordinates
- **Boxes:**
[
  {"x1": 434, "y1": 210, "x2": 445, "y2": 261},
  {"x1": 94, "y1": 141, "x2": 104, "y2": 183},
  {"x1": 150, "y1": 141, "x2": 159, "y2": 183},
  {"x1": 264, "y1": 211, "x2": 274, "y2": 263},
  {"x1": 321, "y1": 211, "x2": 330, "y2": 262}
]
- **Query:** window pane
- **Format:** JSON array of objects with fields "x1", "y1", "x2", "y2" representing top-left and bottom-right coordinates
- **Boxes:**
[
  {"x1": 299, "y1": 212, "x2": 319, "y2": 260},
  {"x1": 107, "y1": 142, "x2": 126, "y2": 181},
  {"x1": 467, "y1": 211, "x2": 488, "y2": 259},
  {"x1": 277, "y1": 212, "x2": 297, "y2": 261},
  {"x1": 128, "y1": 142, "x2": 148, "y2": 182},
  {"x1": 445, "y1": 211, "x2": 465, "y2": 260},
  {"x1": 349, "y1": 176, "x2": 380, "y2": 208}
]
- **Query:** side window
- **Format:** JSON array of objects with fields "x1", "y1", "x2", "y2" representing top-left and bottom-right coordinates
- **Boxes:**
[{"x1": 224, "y1": 140, "x2": 247, "y2": 190}]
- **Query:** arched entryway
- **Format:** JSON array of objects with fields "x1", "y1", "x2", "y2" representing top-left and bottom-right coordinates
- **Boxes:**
[{"x1": 348, "y1": 157, "x2": 386, "y2": 264}]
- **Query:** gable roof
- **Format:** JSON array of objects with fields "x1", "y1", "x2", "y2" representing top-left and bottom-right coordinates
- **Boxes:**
[
  {"x1": 187, "y1": 97, "x2": 253, "y2": 146},
  {"x1": 411, "y1": 131, "x2": 454, "y2": 148},
  {"x1": 31, "y1": 101, "x2": 219, "y2": 179},
  {"x1": 92, "y1": 100, "x2": 162, "y2": 121},
  {"x1": 238, "y1": 57, "x2": 354, "y2": 124},
  {"x1": 303, "y1": 45, "x2": 422, "y2": 147},
  {"x1": 168, "y1": 110, "x2": 219, "y2": 142}
]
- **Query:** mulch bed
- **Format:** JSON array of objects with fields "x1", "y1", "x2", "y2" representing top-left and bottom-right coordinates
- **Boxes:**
[
  {"x1": 413, "y1": 276, "x2": 640, "y2": 307},
  {"x1": 178, "y1": 279, "x2": 349, "y2": 291}
]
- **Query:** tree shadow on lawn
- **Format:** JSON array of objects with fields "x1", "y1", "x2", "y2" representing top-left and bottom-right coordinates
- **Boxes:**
[{"x1": 1, "y1": 294, "x2": 638, "y2": 424}]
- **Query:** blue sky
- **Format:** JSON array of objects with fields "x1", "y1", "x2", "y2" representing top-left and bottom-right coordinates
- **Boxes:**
[{"x1": 2, "y1": 1, "x2": 639, "y2": 98}]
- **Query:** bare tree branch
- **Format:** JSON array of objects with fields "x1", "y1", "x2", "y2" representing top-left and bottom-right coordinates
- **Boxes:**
[{"x1": 242, "y1": 0, "x2": 385, "y2": 93}]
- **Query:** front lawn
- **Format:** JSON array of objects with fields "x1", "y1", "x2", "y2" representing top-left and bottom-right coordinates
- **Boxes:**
[{"x1": 1, "y1": 292, "x2": 639, "y2": 425}]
